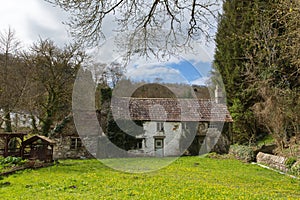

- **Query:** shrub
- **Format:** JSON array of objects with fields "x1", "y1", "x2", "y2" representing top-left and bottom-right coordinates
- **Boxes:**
[
  {"x1": 0, "y1": 156, "x2": 26, "y2": 167},
  {"x1": 290, "y1": 161, "x2": 300, "y2": 176},
  {"x1": 229, "y1": 144, "x2": 255, "y2": 162},
  {"x1": 285, "y1": 157, "x2": 297, "y2": 169}
]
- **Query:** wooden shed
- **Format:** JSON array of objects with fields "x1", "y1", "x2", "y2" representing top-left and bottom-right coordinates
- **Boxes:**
[
  {"x1": 0, "y1": 132, "x2": 27, "y2": 157},
  {"x1": 21, "y1": 135, "x2": 55, "y2": 163}
]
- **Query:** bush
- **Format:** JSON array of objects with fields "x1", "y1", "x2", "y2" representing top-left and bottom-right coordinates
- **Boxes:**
[
  {"x1": 285, "y1": 157, "x2": 297, "y2": 169},
  {"x1": 290, "y1": 161, "x2": 300, "y2": 176},
  {"x1": 229, "y1": 144, "x2": 255, "y2": 162},
  {"x1": 0, "y1": 156, "x2": 26, "y2": 168}
]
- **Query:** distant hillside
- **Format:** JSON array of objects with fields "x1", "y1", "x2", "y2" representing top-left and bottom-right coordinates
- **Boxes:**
[
  {"x1": 131, "y1": 83, "x2": 176, "y2": 98},
  {"x1": 114, "y1": 80, "x2": 212, "y2": 99}
]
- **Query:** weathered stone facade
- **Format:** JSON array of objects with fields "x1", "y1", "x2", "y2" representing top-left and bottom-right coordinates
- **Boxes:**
[{"x1": 52, "y1": 135, "x2": 99, "y2": 159}]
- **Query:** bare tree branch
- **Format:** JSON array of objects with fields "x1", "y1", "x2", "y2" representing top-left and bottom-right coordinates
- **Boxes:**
[{"x1": 47, "y1": 0, "x2": 221, "y2": 57}]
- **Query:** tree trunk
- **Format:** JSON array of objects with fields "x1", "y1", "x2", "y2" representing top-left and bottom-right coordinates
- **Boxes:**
[{"x1": 4, "y1": 108, "x2": 12, "y2": 132}]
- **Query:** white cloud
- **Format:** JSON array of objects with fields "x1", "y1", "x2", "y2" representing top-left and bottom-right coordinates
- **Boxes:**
[
  {"x1": 126, "y1": 63, "x2": 188, "y2": 84},
  {"x1": 190, "y1": 76, "x2": 210, "y2": 86},
  {"x1": 91, "y1": 23, "x2": 215, "y2": 68},
  {"x1": 0, "y1": 0, "x2": 69, "y2": 48},
  {"x1": 0, "y1": 0, "x2": 217, "y2": 86}
]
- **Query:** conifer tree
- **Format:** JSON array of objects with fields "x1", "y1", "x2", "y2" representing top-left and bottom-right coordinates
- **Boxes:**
[{"x1": 213, "y1": 0, "x2": 259, "y2": 143}]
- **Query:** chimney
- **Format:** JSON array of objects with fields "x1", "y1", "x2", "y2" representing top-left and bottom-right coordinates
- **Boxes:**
[{"x1": 215, "y1": 85, "x2": 224, "y2": 104}]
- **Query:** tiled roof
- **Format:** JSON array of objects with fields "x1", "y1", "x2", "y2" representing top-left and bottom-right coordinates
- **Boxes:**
[{"x1": 111, "y1": 98, "x2": 233, "y2": 122}]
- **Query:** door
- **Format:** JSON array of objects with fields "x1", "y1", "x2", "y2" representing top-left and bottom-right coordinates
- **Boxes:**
[{"x1": 154, "y1": 138, "x2": 164, "y2": 157}]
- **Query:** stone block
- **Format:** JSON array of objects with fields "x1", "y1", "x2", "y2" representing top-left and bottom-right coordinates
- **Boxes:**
[{"x1": 256, "y1": 152, "x2": 288, "y2": 172}]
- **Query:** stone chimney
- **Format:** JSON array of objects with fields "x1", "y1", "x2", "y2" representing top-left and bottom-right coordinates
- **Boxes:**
[{"x1": 215, "y1": 85, "x2": 224, "y2": 104}]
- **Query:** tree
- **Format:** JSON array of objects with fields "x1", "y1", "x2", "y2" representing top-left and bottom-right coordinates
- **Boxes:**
[
  {"x1": 23, "y1": 39, "x2": 86, "y2": 136},
  {"x1": 89, "y1": 61, "x2": 125, "y2": 87},
  {"x1": 213, "y1": 0, "x2": 259, "y2": 144},
  {"x1": 244, "y1": 0, "x2": 300, "y2": 149},
  {"x1": 47, "y1": 0, "x2": 220, "y2": 57},
  {"x1": 213, "y1": 0, "x2": 300, "y2": 148},
  {"x1": 0, "y1": 27, "x2": 27, "y2": 132}
]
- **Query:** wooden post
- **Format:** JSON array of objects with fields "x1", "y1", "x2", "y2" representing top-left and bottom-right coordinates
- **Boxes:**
[{"x1": 4, "y1": 135, "x2": 8, "y2": 157}]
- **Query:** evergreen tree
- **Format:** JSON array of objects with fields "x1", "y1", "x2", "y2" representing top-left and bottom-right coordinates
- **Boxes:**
[{"x1": 213, "y1": 0, "x2": 259, "y2": 144}]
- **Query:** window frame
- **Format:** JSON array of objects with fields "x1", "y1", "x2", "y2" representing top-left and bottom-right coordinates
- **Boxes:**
[
  {"x1": 70, "y1": 137, "x2": 82, "y2": 150},
  {"x1": 182, "y1": 122, "x2": 188, "y2": 130},
  {"x1": 156, "y1": 122, "x2": 164, "y2": 132}
]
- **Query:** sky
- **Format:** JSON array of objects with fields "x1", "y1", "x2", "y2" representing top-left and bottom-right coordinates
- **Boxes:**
[
  {"x1": 0, "y1": 0, "x2": 220, "y2": 86},
  {"x1": 0, "y1": 0, "x2": 70, "y2": 48}
]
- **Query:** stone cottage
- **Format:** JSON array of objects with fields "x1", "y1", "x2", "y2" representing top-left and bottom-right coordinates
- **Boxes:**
[
  {"x1": 50, "y1": 85, "x2": 233, "y2": 158},
  {"x1": 111, "y1": 97, "x2": 233, "y2": 157}
]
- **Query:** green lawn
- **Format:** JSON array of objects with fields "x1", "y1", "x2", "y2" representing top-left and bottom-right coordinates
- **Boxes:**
[{"x1": 1, "y1": 156, "x2": 300, "y2": 199}]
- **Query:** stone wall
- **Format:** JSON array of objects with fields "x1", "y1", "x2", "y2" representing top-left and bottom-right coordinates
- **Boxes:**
[
  {"x1": 256, "y1": 152, "x2": 288, "y2": 172},
  {"x1": 52, "y1": 135, "x2": 98, "y2": 159},
  {"x1": 81, "y1": 135, "x2": 99, "y2": 157}
]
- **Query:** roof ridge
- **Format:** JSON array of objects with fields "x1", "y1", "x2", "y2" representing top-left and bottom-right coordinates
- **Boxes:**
[{"x1": 113, "y1": 97, "x2": 214, "y2": 101}]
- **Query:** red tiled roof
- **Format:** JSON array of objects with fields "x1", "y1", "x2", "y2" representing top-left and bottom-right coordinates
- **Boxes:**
[{"x1": 111, "y1": 98, "x2": 233, "y2": 122}]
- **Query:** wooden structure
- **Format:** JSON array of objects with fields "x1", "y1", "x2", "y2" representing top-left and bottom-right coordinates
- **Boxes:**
[
  {"x1": 0, "y1": 132, "x2": 27, "y2": 157},
  {"x1": 21, "y1": 135, "x2": 55, "y2": 163}
]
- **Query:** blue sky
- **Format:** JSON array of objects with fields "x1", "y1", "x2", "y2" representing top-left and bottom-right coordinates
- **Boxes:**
[
  {"x1": 168, "y1": 60, "x2": 212, "y2": 84},
  {"x1": 0, "y1": 0, "x2": 219, "y2": 86},
  {"x1": 124, "y1": 60, "x2": 212, "y2": 85}
]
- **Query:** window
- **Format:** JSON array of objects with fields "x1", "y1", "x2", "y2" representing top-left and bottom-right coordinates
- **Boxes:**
[
  {"x1": 182, "y1": 122, "x2": 188, "y2": 130},
  {"x1": 209, "y1": 123, "x2": 217, "y2": 129},
  {"x1": 156, "y1": 122, "x2": 164, "y2": 132},
  {"x1": 136, "y1": 139, "x2": 143, "y2": 149},
  {"x1": 155, "y1": 139, "x2": 163, "y2": 148},
  {"x1": 70, "y1": 138, "x2": 82, "y2": 150}
]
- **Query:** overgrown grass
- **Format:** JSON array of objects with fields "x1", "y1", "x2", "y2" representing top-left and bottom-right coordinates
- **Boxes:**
[
  {"x1": 257, "y1": 134, "x2": 275, "y2": 147},
  {"x1": 1, "y1": 157, "x2": 300, "y2": 199}
]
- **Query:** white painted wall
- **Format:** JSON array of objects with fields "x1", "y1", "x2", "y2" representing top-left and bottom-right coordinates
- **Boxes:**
[
  {"x1": 141, "y1": 121, "x2": 223, "y2": 157},
  {"x1": 142, "y1": 121, "x2": 183, "y2": 156}
]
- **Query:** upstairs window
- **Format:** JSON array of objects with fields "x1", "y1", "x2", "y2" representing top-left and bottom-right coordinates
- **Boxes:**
[
  {"x1": 209, "y1": 124, "x2": 217, "y2": 129},
  {"x1": 182, "y1": 122, "x2": 188, "y2": 130},
  {"x1": 156, "y1": 122, "x2": 164, "y2": 132}
]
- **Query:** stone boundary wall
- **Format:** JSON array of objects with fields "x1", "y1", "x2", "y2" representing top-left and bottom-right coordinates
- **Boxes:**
[{"x1": 256, "y1": 152, "x2": 288, "y2": 172}]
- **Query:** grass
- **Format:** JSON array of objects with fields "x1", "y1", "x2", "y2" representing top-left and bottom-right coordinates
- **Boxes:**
[{"x1": 1, "y1": 156, "x2": 300, "y2": 199}]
